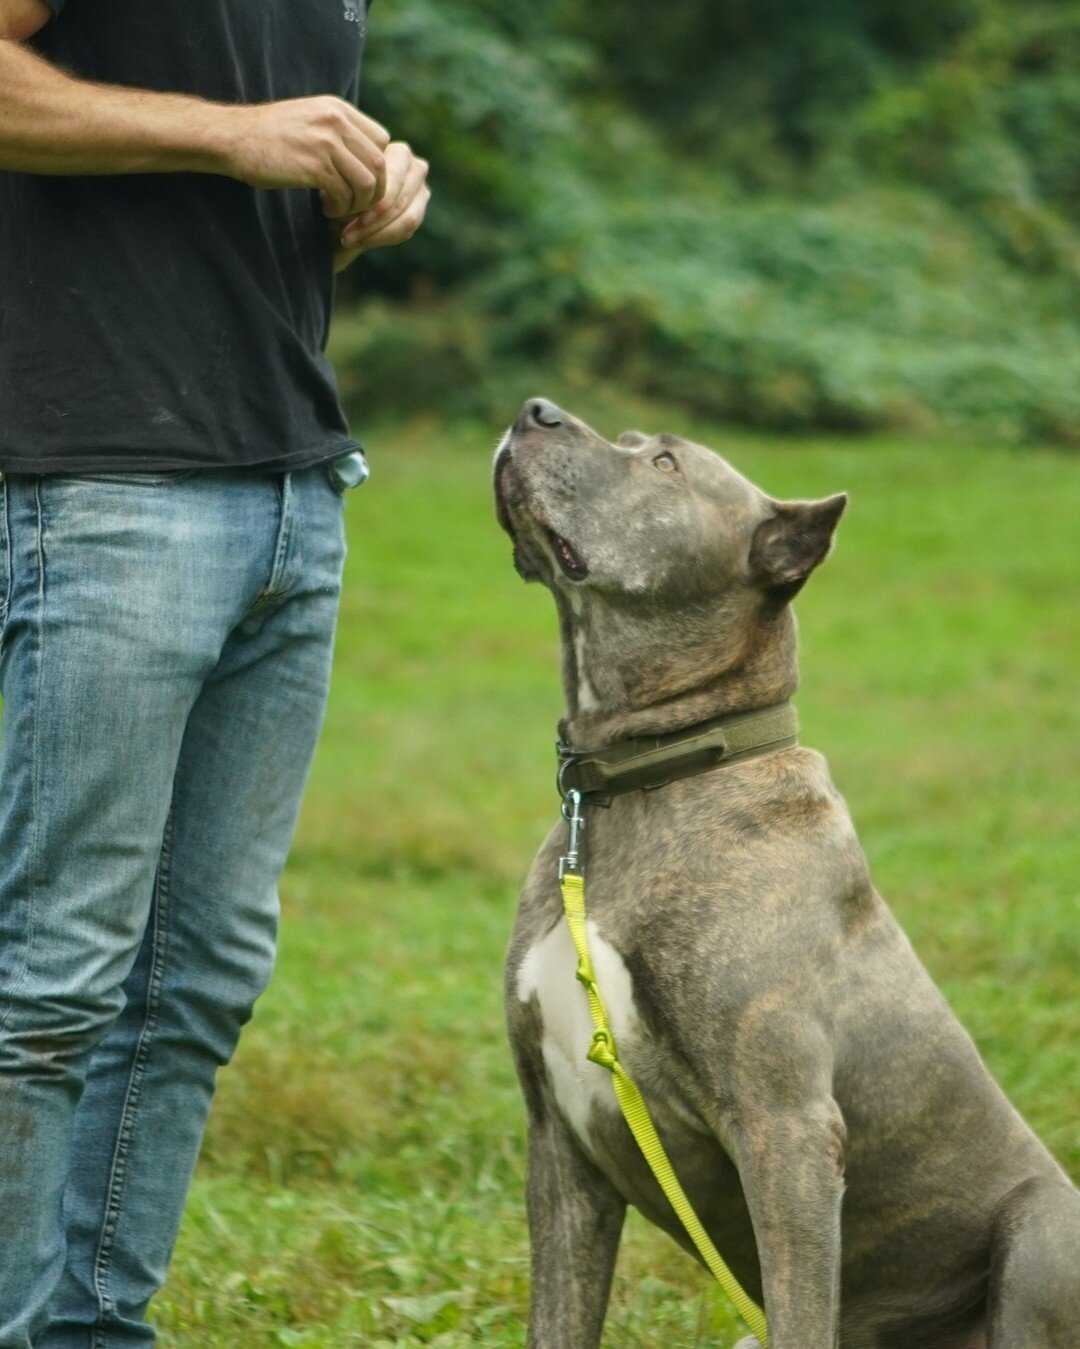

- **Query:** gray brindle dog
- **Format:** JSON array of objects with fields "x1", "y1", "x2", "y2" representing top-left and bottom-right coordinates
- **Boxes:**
[{"x1": 493, "y1": 398, "x2": 1080, "y2": 1349}]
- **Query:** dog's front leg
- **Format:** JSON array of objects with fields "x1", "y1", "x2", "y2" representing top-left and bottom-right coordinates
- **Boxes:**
[
  {"x1": 727, "y1": 1098, "x2": 846, "y2": 1349},
  {"x1": 525, "y1": 1109, "x2": 627, "y2": 1349}
]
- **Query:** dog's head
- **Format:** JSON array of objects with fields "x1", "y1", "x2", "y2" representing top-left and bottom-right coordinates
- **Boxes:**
[{"x1": 494, "y1": 399, "x2": 846, "y2": 738}]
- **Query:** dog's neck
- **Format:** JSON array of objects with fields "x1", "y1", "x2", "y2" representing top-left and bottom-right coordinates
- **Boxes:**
[{"x1": 555, "y1": 588, "x2": 800, "y2": 750}]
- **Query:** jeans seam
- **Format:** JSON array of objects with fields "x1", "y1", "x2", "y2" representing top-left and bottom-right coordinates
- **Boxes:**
[
  {"x1": 51, "y1": 471, "x2": 200, "y2": 488},
  {"x1": 0, "y1": 478, "x2": 11, "y2": 643},
  {"x1": 31, "y1": 481, "x2": 44, "y2": 1037},
  {"x1": 238, "y1": 474, "x2": 296, "y2": 622},
  {"x1": 89, "y1": 801, "x2": 176, "y2": 1344},
  {"x1": 0, "y1": 480, "x2": 46, "y2": 1038},
  {"x1": 266, "y1": 472, "x2": 294, "y2": 596}
]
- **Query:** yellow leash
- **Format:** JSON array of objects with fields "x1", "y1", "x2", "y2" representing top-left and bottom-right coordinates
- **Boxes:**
[{"x1": 558, "y1": 791, "x2": 769, "y2": 1346}]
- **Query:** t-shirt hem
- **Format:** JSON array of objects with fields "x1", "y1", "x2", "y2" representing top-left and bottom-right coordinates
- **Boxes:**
[{"x1": 0, "y1": 438, "x2": 362, "y2": 477}]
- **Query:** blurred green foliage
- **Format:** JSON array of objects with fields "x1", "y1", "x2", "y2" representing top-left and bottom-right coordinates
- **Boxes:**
[{"x1": 336, "y1": 0, "x2": 1080, "y2": 443}]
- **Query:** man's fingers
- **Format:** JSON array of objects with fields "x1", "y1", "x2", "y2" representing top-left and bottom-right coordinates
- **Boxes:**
[
  {"x1": 368, "y1": 146, "x2": 387, "y2": 211},
  {"x1": 329, "y1": 98, "x2": 391, "y2": 154},
  {"x1": 401, "y1": 183, "x2": 431, "y2": 237},
  {"x1": 318, "y1": 174, "x2": 351, "y2": 220},
  {"x1": 342, "y1": 152, "x2": 410, "y2": 241},
  {"x1": 324, "y1": 144, "x2": 379, "y2": 216},
  {"x1": 316, "y1": 99, "x2": 387, "y2": 206},
  {"x1": 341, "y1": 152, "x2": 428, "y2": 246},
  {"x1": 332, "y1": 183, "x2": 429, "y2": 271},
  {"x1": 349, "y1": 106, "x2": 391, "y2": 152},
  {"x1": 319, "y1": 131, "x2": 387, "y2": 218},
  {"x1": 344, "y1": 183, "x2": 430, "y2": 254},
  {"x1": 355, "y1": 141, "x2": 415, "y2": 228},
  {"x1": 367, "y1": 142, "x2": 413, "y2": 218},
  {"x1": 329, "y1": 143, "x2": 431, "y2": 270}
]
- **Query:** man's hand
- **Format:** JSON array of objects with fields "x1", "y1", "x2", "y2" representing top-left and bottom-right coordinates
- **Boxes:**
[
  {"x1": 225, "y1": 97, "x2": 391, "y2": 217},
  {"x1": 327, "y1": 140, "x2": 430, "y2": 271}
]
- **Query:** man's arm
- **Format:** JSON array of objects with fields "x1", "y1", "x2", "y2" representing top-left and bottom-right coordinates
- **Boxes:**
[{"x1": 0, "y1": 0, "x2": 390, "y2": 216}]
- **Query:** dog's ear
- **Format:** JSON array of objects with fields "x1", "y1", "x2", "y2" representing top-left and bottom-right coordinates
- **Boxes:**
[
  {"x1": 617, "y1": 430, "x2": 649, "y2": 448},
  {"x1": 749, "y1": 493, "x2": 847, "y2": 596}
]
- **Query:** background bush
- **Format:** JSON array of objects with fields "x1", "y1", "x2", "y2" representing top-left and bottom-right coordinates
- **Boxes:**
[{"x1": 335, "y1": 0, "x2": 1080, "y2": 443}]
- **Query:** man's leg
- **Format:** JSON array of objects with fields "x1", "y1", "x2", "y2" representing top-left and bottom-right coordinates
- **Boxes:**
[
  {"x1": 41, "y1": 464, "x2": 346, "y2": 1346},
  {"x1": 0, "y1": 466, "x2": 344, "y2": 1346},
  {"x1": 0, "y1": 471, "x2": 224, "y2": 1348}
]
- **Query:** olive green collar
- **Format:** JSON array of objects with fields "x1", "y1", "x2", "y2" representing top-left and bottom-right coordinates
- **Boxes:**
[{"x1": 556, "y1": 702, "x2": 798, "y2": 804}]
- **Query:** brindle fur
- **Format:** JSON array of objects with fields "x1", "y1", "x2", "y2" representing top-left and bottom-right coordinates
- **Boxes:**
[{"x1": 495, "y1": 399, "x2": 1080, "y2": 1349}]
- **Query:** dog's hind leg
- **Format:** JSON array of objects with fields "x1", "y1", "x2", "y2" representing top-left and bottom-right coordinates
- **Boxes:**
[
  {"x1": 524, "y1": 1109, "x2": 626, "y2": 1349},
  {"x1": 986, "y1": 1174, "x2": 1080, "y2": 1347}
]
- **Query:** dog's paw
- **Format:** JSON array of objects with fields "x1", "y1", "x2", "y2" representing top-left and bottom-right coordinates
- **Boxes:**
[{"x1": 734, "y1": 1339, "x2": 763, "y2": 1349}]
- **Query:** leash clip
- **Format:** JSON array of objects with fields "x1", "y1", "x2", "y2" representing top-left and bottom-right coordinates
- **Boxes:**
[{"x1": 558, "y1": 788, "x2": 585, "y2": 879}]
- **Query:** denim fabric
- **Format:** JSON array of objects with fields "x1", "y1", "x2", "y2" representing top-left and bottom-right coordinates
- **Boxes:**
[{"x1": 0, "y1": 464, "x2": 348, "y2": 1346}]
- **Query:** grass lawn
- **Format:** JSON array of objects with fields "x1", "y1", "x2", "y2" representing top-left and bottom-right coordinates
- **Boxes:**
[{"x1": 156, "y1": 402, "x2": 1079, "y2": 1346}]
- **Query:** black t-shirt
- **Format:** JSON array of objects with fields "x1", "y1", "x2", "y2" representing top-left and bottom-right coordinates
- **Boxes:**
[{"x1": 0, "y1": 0, "x2": 368, "y2": 474}]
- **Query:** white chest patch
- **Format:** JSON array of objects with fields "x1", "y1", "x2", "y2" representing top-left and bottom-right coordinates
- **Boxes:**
[
  {"x1": 516, "y1": 918, "x2": 642, "y2": 1150},
  {"x1": 565, "y1": 591, "x2": 600, "y2": 713},
  {"x1": 573, "y1": 629, "x2": 601, "y2": 712}
]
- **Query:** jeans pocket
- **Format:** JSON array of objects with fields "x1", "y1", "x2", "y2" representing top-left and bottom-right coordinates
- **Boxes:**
[{"x1": 49, "y1": 469, "x2": 201, "y2": 488}]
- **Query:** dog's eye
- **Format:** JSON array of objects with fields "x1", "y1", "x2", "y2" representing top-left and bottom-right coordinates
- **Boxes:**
[{"x1": 652, "y1": 452, "x2": 678, "y2": 473}]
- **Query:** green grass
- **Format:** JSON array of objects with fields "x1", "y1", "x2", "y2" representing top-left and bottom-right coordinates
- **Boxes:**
[{"x1": 157, "y1": 405, "x2": 1079, "y2": 1346}]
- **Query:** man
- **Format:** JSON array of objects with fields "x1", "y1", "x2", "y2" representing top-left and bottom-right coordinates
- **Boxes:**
[{"x1": 0, "y1": 0, "x2": 428, "y2": 1342}]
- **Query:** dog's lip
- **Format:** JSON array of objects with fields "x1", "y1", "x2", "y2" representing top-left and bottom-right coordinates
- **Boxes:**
[
  {"x1": 495, "y1": 455, "x2": 588, "y2": 580},
  {"x1": 495, "y1": 431, "x2": 589, "y2": 580},
  {"x1": 493, "y1": 440, "x2": 516, "y2": 531},
  {"x1": 546, "y1": 527, "x2": 589, "y2": 580}
]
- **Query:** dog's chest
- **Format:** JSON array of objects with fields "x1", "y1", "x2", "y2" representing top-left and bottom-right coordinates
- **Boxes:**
[{"x1": 516, "y1": 917, "x2": 646, "y2": 1152}]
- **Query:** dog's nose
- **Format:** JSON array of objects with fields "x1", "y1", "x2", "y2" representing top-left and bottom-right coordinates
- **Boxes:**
[{"x1": 524, "y1": 397, "x2": 565, "y2": 430}]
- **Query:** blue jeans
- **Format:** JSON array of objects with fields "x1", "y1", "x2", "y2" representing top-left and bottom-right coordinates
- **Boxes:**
[{"x1": 0, "y1": 464, "x2": 348, "y2": 1346}]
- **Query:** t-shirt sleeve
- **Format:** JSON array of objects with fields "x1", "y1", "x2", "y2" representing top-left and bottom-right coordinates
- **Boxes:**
[{"x1": 41, "y1": 0, "x2": 67, "y2": 14}]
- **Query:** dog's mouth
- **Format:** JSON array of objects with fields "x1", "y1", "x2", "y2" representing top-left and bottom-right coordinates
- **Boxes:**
[
  {"x1": 546, "y1": 527, "x2": 588, "y2": 580},
  {"x1": 495, "y1": 440, "x2": 589, "y2": 582}
]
